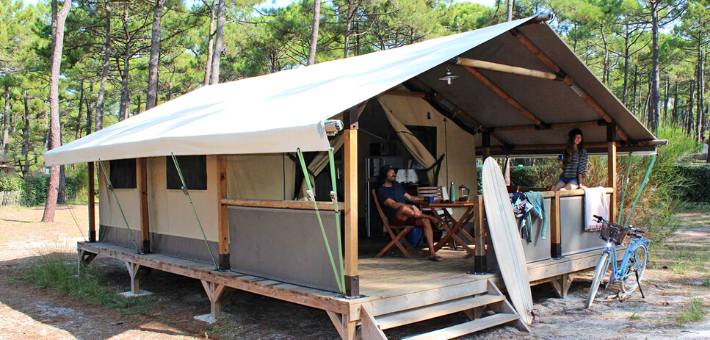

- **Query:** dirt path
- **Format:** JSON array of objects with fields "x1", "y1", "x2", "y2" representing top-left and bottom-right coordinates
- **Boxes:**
[{"x1": 1, "y1": 204, "x2": 708, "y2": 339}]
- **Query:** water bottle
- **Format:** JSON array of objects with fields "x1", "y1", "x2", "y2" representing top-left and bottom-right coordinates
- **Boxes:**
[{"x1": 449, "y1": 181, "x2": 455, "y2": 202}]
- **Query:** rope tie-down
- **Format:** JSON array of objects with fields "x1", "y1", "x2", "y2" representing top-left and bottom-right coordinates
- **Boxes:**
[
  {"x1": 297, "y1": 148, "x2": 346, "y2": 295},
  {"x1": 170, "y1": 153, "x2": 219, "y2": 270}
]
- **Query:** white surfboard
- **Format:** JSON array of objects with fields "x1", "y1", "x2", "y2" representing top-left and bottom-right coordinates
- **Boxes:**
[{"x1": 482, "y1": 157, "x2": 534, "y2": 325}]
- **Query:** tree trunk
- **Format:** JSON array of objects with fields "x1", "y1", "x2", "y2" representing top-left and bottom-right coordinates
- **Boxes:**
[
  {"x1": 58, "y1": 165, "x2": 66, "y2": 204},
  {"x1": 672, "y1": 80, "x2": 679, "y2": 123},
  {"x1": 21, "y1": 89, "x2": 30, "y2": 178},
  {"x1": 622, "y1": 23, "x2": 630, "y2": 105},
  {"x1": 146, "y1": 0, "x2": 166, "y2": 111},
  {"x1": 663, "y1": 76, "x2": 670, "y2": 121},
  {"x1": 601, "y1": 23, "x2": 610, "y2": 84},
  {"x1": 506, "y1": 0, "x2": 513, "y2": 22},
  {"x1": 688, "y1": 82, "x2": 695, "y2": 135},
  {"x1": 697, "y1": 37, "x2": 705, "y2": 143},
  {"x1": 75, "y1": 79, "x2": 84, "y2": 140},
  {"x1": 648, "y1": 0, "x2": 660, "y2": 131},
  {"x1": 119, "y1": 3, "x2": 131, "y2": 121},
  {"x1": 95, "y1": 0, "x2": 111, "y2": 132},
  {"x1": 86, "y1": 82, "x2": 94, "y2": 135},
  {"x1": 209, "y1": 0, "x2": 226, "y2": 85},
  {"x1": 204, "y1": 0, "x2": 216, "y2": 86},
  {"x1": 343, "y1": 0, "x2": 354, "y2": 58},
  {"x1": 307, "y1": 0, "x2": 321, "y2": 65},
  {"x1": 2, "y1": 84, "x2": 9, "y2": 152},
  {"x1": 42, "y1": 0, "x2": 72, "y2": 223},
  {"x1": 631, "y1": 65, "x2": 638, "y2": 115}
]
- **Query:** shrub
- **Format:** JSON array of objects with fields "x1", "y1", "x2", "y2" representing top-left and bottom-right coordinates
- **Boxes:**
[
  {"x1": 675, "y1": 164, "x2": 710, "y2": 202},
  {"x1": 22, "y1": 175, "x2": 49, "y2": 206},
  {"x1": 0, "y1": 174, "x2": 24, "y2": 192}
]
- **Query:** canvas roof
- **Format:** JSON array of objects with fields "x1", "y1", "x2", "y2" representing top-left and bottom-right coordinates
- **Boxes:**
[{"x1": 45, "y1": 15, "x2": 658, "y2": 166}]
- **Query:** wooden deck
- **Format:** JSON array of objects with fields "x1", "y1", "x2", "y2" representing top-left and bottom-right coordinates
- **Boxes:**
[{"x1": 78, "y1": 241, "x2": 617, "y2": 339}]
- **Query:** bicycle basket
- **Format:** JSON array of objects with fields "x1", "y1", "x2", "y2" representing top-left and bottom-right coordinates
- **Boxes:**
[{"x1": 599, "y1": 222, "x2": 629, "y2": 245}]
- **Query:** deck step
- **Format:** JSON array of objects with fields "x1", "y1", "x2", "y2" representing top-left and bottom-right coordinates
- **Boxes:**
[
  {"x1": 401, "y1": 313, "x2": 519, "y2": 340},
  {"x1": 376, "y1": 294, "x2": 505, "y2": 330}
]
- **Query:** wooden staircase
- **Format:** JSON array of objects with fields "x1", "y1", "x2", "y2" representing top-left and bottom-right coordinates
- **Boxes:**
[{"x1": 360, "y1": 280, "x2": 530, "y2": 340}]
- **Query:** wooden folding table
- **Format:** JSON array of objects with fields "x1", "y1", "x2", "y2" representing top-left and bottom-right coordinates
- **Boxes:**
[{"x1": 422, "y1": 201, "x2": 477, "y2": 256}]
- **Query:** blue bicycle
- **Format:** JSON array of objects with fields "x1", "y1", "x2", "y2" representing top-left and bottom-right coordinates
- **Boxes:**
[{"x1": 586, "y1": 215, "x2": 650, "y2": 308}]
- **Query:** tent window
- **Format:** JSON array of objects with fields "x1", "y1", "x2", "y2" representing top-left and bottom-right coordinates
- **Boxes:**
[
  {"x1": 109, "y1": 159, "x2": 137, "y2": 189},
  {"x1": 166, "y1": 155, "x2": 207, "y2": 190}
]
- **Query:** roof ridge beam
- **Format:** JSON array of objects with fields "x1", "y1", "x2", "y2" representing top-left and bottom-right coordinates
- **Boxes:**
[
  {"x1": 455, "y1": 57, "x2": 561, "y2": 81},
  {"x1": 510, "y1": 29, "x2": 630, "y2": 142},
  {"x1": 462, "y1": 66, "x2": 544, "y2": 127}
]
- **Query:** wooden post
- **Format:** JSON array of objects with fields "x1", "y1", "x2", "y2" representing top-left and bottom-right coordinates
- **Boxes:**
[
  {"x1": 344, "y1": 107, "x2": 359, "y2": 297},
  {"x1": 137, "y1": 158, "x2": 150, "y2": 254},
  {"x1": 550, "y1": 191, "x2": 562, "y2": 259},
  {"x1": 88, "y1": 162, "x2": 96, "y2": 242},
  {"x1": 473, "y1": 195, "x2": 487, "y2": 273},
  {"x1": 608, "y1": 124, "x2": 617, "y2": 224},
  {"x1": 200, "y1": 280, "x2": 235, "y2": 319},
  {"x1": 217, "y1": 155, "x2": 230, "y2": 270}
]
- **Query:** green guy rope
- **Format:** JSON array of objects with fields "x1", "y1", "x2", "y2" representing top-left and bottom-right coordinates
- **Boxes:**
[
  {"x1": 327, "y1": 148, "x2": 345, "y2": 291},
  {"x1": 170, "y1": 153, "x2": 219, "y2": 269},
  {"x1": 617, "y1": 152, "x2": 633, "y2": 225},
  {"x1": 623, "y1": 153, "x2": 657, "y2": 228},
  {"x1": 98, "y1": 160, "x2": 140, "y2": 253},
  {"x1": 297, "y1": 148, "x2": 345, "y2": 294}
]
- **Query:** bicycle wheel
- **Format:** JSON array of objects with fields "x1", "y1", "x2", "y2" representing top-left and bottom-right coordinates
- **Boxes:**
[
  {"x1": 587, "y1": 252, "x2": 610, "y2": 308},
  {"x1": 621, "y1": 244, "x2": 648, "y2": 295}
]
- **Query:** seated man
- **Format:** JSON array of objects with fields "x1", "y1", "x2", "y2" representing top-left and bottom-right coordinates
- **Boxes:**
[{"x1": 377, "y1": 165, "x2": 442, "y2": 262}]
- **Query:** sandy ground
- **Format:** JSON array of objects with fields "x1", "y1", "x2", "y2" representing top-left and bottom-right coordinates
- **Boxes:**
[{"x1": 0, "y1": 204, "x2": 709, "y2": 339}]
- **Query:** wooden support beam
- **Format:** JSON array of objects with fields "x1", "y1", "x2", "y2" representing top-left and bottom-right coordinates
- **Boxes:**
[
  {"x1": 550, "y1": 274, "x2": 573, "y2": 298},
  {"x1": 344, "y1": 128, "x2": 359, "y2": 297},
  {"x1": 77, "y1": 249, "x2": 97, "y2": 275},
  {"x1": 510, "y1": 29, "x2": 629, "y2": 141},
  {"x1": 489, "y1": 142, "x2": 610, "y2": 152},
  {"x1": 137, "y1": 158, "x2": 150, "y2": 254},
  {"x1": 201, "y1": 280, "x2": 236, "y2": 319},
  {"x1": 88, "y1": 162, "x2": 96, "y2": 242},
  {"x1": 382, "y1": 89, "x2": 426, "y2": 98},
  {"x1": 221, "y1": 198, "x2": 342, "y2": 211},
  {"x1": 327, "y1": 311, "x2": 356, "y2": 340},
  {"x1": 359, "y1": 306, "x2": 387, "y2": 340},
  {"x1": 473, "y1": 195, "x2": 487, "y2": 273},
  {"x1": 125, "y1": 262, "x2": 152, "y2": 295},
  {"x1": 608, "y1": 124, "x2": 617, "y2": 224},
  {"x1": 217, "y1": 155, "x2": 230, "y2": 270},
  {"x1": 550, "y1": 192, "x2": 562, "y2": 259},
  {"x1": 456, "y1": 57, "x2": 560, "y2": 81},
  {"x1": 462, "y1": 66, "x2": 543, "y2": 126},
  {"x1": 490, "y1": 120, "x2": 605, "y2": 133}
]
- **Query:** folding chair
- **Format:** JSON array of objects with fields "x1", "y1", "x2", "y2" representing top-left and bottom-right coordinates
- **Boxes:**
[{"x1": 372, "y1": 190, "x2": 417, "y2": 258}]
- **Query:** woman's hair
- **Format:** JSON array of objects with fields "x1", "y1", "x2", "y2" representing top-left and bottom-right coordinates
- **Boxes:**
[{"x1": 564, "y1": 128, "x2": 584, "y2": 163}]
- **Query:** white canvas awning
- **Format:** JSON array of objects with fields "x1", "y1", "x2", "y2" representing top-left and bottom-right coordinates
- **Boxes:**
[
  {"x1": 46, "y1": 14, "x2": 658, "y2": 165},
  {"x1": 45, "y1": 18, "x2": 534, "y2": 165}
]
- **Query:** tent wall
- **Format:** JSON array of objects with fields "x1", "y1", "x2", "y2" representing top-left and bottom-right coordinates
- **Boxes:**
[
  {"x1": 226, "y1": 154, "x2": 296, "y2": 200},
  {"x1": 228, "y1": 206, "x2": 341, "y2": 292},
  {"x1": 99, "y1": 156, "x2": 219, "y2": 263}
]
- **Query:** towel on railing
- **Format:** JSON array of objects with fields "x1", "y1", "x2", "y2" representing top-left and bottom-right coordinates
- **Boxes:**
[
  {"x1": 583, "y1": 186, "x2": 608, "y2": 231},
  {"x1": 525, "y1": 191, "x2": 547, "y2": 240}
]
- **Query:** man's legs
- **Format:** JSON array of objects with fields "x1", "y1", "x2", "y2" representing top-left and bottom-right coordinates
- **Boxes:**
[{"x1": 415, "y1": 217, "x2": 442, "y2": 261}]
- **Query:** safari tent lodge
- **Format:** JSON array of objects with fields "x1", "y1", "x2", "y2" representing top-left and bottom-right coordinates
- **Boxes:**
[{"x1": 45, "y1": 14, "x2": 665, "y2": 340}]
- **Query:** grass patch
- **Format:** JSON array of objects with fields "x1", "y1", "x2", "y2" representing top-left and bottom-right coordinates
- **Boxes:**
[
  {"x1": 673, "y1": 261, "x2": 688, "y2": 275},
  {"x1": 673, "y1": 299, "x2": 707, "y2": 326},
  {"x1": 24, "y1": 246, "x2": 150, "y2": 315}
]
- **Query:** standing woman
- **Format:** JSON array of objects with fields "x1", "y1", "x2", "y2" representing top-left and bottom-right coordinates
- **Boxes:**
[{"x1": 553, "y1": 128, "x2": 588, "y2": 191}]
